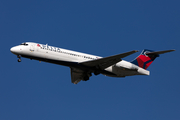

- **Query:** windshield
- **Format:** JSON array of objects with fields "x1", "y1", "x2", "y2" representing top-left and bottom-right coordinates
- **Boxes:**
[{"x1": 20, "y1": 43, "x2": 28, "y2": 46}]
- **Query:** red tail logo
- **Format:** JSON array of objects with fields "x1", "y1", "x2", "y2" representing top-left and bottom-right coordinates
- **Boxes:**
[{"x1": 131, "y1": 49, "x2": 159, "y2": 69}]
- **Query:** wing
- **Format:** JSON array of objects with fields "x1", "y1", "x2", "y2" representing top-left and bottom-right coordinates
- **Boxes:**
[
  {"x1": 71, "y1": 50, "x2": 138, "y2": 84},
  {"x1": 80, "y1": 50, "x2": 138, "y2": 70}
]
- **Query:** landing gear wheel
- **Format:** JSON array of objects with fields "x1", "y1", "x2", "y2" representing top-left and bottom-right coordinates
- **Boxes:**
[
  {"x1": 18, "y1": 58, "x2": 21, "y2": 62},
  {"x1": 17, "y1": 55, "x2": 21, "y2": 62}
]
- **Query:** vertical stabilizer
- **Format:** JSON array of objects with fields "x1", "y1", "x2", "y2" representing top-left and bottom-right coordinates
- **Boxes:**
[
  {"x1": 131, "y1": 49, "x2": 175, "y2": 69},
  {"x1": 131, "y1": 49, "x2": 159, "y2": 69}
]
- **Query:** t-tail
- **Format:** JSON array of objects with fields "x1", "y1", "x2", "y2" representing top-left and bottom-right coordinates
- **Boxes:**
[{"x1": 131, "y1": 49, "x2": 175, "y2": 70}]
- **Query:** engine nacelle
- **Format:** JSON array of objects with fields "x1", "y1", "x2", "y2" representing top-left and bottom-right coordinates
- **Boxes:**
[{"x1": 114, "y1": 60, "x2": 138, "y2": 71}]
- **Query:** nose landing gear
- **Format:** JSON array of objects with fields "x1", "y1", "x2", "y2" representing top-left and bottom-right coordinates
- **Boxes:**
[
  {"x1": 18, "y1": 59, "x2": 21, "y2": 62},
  {"x1": 17, "y1": 55, "x2": 21, "y2": 62}
]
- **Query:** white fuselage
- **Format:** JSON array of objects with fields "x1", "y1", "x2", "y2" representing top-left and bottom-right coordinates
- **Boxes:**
[{"x1": 10, "y1": 42, "x2": 149, "y2": 78}]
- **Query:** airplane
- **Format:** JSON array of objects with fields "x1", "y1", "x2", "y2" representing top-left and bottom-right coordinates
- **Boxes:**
[{"x1": 10, "y1": 42, "x2": 175, "y2": 84}]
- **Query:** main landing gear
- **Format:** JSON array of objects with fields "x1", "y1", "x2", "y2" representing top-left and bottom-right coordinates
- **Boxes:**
[
  {"x1": 17, "y1": 55, "x2": 21, "y2": 62},
  {"x1": 82, "y1": 73, "x2": 92, "y2": 81}
]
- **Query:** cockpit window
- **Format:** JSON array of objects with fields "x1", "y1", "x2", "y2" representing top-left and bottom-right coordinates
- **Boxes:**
[{"x1": 20, "y1": 43, "x2": 28, "y2": 46}]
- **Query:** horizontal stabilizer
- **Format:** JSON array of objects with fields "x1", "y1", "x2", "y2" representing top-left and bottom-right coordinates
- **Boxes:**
[{"x1": 146, "y1": 49, "x2": 175, "y2": 55}]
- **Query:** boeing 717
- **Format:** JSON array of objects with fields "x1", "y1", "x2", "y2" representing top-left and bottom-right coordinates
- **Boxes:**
[{"x1": 10, "y1": 42, "x2": 175, "y2": 84}]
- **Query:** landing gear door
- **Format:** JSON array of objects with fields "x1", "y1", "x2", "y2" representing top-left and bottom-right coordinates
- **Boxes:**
[{"x1": 30, "y1": 44, "x2": 34, "y2": 52}]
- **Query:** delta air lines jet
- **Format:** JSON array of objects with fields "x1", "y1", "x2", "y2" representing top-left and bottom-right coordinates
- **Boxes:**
[{"x1": 10, "y1": 42, "x2": 175, "y2": 84}]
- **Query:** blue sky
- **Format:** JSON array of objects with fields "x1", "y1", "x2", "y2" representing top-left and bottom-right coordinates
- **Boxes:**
[{"x1": 1, "y1": 0, "x2": 180, "y2": 120}]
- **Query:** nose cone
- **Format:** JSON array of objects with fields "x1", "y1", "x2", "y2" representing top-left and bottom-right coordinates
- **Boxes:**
[{"x1": 10, "y1": 46, "x2": 21, "y2": 55}]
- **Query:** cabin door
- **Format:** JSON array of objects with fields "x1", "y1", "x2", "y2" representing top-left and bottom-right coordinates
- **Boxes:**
[{"x1": 30, "y1": 44, "x2": 34, "y2": 52}]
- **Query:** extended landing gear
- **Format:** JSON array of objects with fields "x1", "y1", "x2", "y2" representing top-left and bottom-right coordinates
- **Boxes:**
[
  {"x1": 17, "y1": 55, "x2": 21, "y2": 62},
  {"x1": 83, "y1": 73, "x2": 92, "y2": 81},
  {"x1": 94, "y1": 71, "x2": 100, "y2": 75},
  {"x1": 83, "y1": 76, "x2": 89, "y2": 81},
  {"x1": 18, "y1": 59, "x2": 21, "y2": 62}
]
